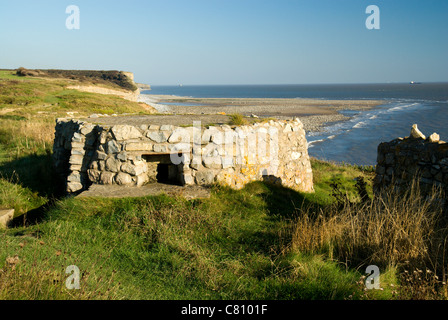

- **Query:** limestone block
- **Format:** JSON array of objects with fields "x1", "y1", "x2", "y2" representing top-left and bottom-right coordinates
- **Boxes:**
[
  {"x1": 410, "y1": 124, "x2": 426, "y2": 140},
  {"x1": 105, "y1": 157, "x2": 121, "y2": 172},
  {"x1": 190, "y1": 160, "x2": 201, "y2": 171},
  {"x1": 71, "y1": 142, "x2": 85, "y2": 149},
  {"x1": 135, "y1": 173, "x2": 149, "y2": 186},
  {"x1": 121, "y1": 162, "x2": 147, "y2": 176},
  {"x1": 67, "y1": 181, "x2": 83, "y2": 193},
  {"x1": 87, "y1": 169, "x2": 101, "y2": 182},
  {"x1": 182, "y1": 174, "x2": 195, "y2": 185},
  {"x1": 69, "y1": 155, "x2": 84, "y2": 165},
  {"x1": 148, "y1": 125, "x2": 160, "y2": 130},
  {"x1": 429, "y1": 133, "x2": 440, "y2": 143},
  {"x1": 160, "y1": 125, "x2": 175, "y2": 132},
  {"x1": 0, "y1": 209, "x2": 14, "y2": 229},
  {"x1": 67, "y1": 172, "x2": 81, "y2": 183},
  {"x1": 117, "y1": 151, "x2": 127, "y2": 161},
  {"x1": 116, "y1": 172, "x2": 133, "y2": 185},
  {"x1": 99, "y1": 171, "x2": 116, "y2": 185},
  {"x1": 89, "y1": 161, "x2": 98, "y2": 170},
  {"x1": 80, "y1": 125, "x2": 95, "y2": 135},
  {"x1": 195, "y1": 170, "x2": 215, "y2": 185},
  {"x1": 106, "y1": 140, "x2": 120, "y2": 154},
  {"x1": 72, "y1": 132, "x2": 84, "y2": 142},
  {"x1": 168, "y1": 128, "x2": 190, "y2": 143},
  {"x1": 72, "y1": 149, "x2": 85, "y2": 156},
  {"x1": 153, "y1": 144, "x2": 168, "y2": 153},
  {"x1": 147, "y1": 131, "x2": 169, "y2": 143},
  {"x1": 98, "y1": 160, "x2": 106, "y2": 171},
  {"x1": 170, "y1": 143, "x2": 191, "y2": 152},
  {"x1": 125, "y1": 142, "x2": 153, "y2": 151},
  {"x1": 203, "y1": 156, "x2": 222, "y2": 169},
  {"x1": 111, "y1": 125, "x2": 142, "y2": 140}
]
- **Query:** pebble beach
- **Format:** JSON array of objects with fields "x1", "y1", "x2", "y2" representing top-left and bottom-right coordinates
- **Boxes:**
[{"x1": 138, "y1": 93, "x2": 384, "y2": 133}]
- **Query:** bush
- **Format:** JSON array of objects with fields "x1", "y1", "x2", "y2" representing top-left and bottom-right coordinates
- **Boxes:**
[{"x1": 229, "y1": 113, "x2": 248, "y2": 126}]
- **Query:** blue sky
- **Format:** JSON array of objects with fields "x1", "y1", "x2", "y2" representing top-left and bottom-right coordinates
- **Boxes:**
[{"x1": 0, "y1": 0, "x2": 447, "y2": 85}]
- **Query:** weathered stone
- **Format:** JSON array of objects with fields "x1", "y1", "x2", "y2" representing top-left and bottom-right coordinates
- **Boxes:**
[
  {"x1": 111, "y1": 125, "x2": 142, "y2": 140},
  {"x1": 147, "y1": 131, "x2": 169, "y2": 143},
  {"x1": 67, "y1": 172, "x2": 81, "y2": 183},
  {"x1": 203, "y1": 156, "x2": 222, "y2": 169},
  {"x1": 410, "y1": 124, "x2": 426, "y2": 140},
  {"x1": 69, "y1": 155, "x2": 84, "y2": 165},
  {"x1": 79, "y1": 126, "x2": 93, "y2": 137},
  {"x1": 96, "y1": 151, "x2": 107, "y2": 160},
  {"x1": 115, "y1": 172, "x2": 133, "y2": 185},
  {"x1": 88, "y1": 169, "x2": 101, "y2": 182},
  {"x1": 106, "y1": 140, "x2": 120, "y2": 154},
  {"x1": 117, "y1": 151, "x2": 127, "y2": 161},
  {"x1": 170, "y1": 143, "x2": 191, "y2": 152},
  {"x1": 67, "y1": 181, "x2": 83, "y2": 193},
  {"x1": 135, "y1": 173, "x2": 149, "y2": 186},
  {"x1": 99, "y1": 171, "x2": 116, "y2": 185},
  {"x1": 429, "y1": 133, "x2": 440, "y2": 143},
  {"x1": 168, "y1": 128, "x2": 190, "y2": 143},
  {"x1": 105, "y1": 157, "x2": 121, "y2": 172},
  {"x1": 195, "y1": 170, "x2": 215, "y2": 185},
  {"x1": 72, "y1": 149, "x2": 85, "y2": 155},
  {"x1": 153, "y1": 144, "x2": 168, "y2": 153},
  {"x1": 72, "y1": 132, "x2": 83, "y2": 142},
  {"x1": 160, "y1": 125, "x2": 175, "y2": 131},
  {"x1": 121, "y1": 162, "x2": 147, "y2": 176},
  {"x1": 385, "y1": 153, "x2": 395, "y2": 165},
  {"x1": 0, "y1": 209, "x2": 14, "y2": 229},
  {"x1": 125, "y1": 142, "x2": 152, "y2": 151},
  {"x1": 182, "y1": 174, "x2": 195, "y2": 185}
]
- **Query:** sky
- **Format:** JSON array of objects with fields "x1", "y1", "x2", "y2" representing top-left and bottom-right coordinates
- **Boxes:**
[{"x1": 0, "y1": 0, "x2": 447, "y2": 85}]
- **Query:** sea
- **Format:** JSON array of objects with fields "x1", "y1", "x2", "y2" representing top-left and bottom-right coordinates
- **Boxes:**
[{"x1": 142, "y1": 83, "x2": 448, "y2": 166}]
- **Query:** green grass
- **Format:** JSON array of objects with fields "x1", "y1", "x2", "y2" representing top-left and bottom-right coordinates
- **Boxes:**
[{"x1": 1, "y1": 184, "x2": 371, "y2": 300}]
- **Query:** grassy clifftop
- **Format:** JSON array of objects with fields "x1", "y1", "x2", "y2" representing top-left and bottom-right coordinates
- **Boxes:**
[
  {"x1": 0, "y1": 73, "x2": 447, "y2": 300},
  {"x1": 14, "y1": 68, "x2": 138, "y2": 91}
]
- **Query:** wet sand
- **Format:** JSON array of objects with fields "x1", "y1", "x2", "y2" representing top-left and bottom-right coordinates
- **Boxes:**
[{"x1": 140, "y1": 94, "x2": 384, "y2": 132}]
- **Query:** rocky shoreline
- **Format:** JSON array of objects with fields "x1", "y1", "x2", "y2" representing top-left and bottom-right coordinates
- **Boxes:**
[{"x1": 138, "y1": 93, "x2": 384, "y2": 133}]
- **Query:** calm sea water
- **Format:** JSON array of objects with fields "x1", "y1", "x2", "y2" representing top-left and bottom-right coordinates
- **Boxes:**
[{"x1": 144, "y1": 83, "x2": 448, "y2": 165}]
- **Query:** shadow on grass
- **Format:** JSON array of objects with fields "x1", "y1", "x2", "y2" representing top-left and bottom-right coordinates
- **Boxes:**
[
  {"x1": 0, "y1": 151, "x2": 64, "y2": 199},
  {"x1": 8, "y1": 200, "x2": 56, "y2": 228},
  {"x1": 0, "y1": 152, "x2": 65, "y2": 227},
  {"x1": 259, "y1": 177, "x2": 323, "y2": 220}
]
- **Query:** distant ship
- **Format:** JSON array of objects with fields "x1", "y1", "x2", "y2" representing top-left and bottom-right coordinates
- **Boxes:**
[{"x1": 410, "y1": 81, "x2": 422, "y2": 85}]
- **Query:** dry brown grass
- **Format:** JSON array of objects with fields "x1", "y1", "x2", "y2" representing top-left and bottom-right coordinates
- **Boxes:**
[
  {"x1": 291, "y1": 180, "x2": 448, "y2": 299},
  {"x1": 292, "y1": 180, "x2": 448, "y2": 273}
]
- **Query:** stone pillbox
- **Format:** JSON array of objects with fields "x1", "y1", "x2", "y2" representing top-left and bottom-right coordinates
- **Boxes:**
[{"x1": 53, "y1": 117, "x2": 314, "y2": 194}]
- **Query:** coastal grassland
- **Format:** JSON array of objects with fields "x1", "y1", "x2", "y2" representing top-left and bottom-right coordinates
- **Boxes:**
[
  {"x1": 1, "y1": 72, "x2": 448, "y2": 300},
  {"x1": 0, "y1": 69, "x2": 153, "y2": 211},
  {"x1": 0, "y1": 70, "x2": 149, "y2": 117}
]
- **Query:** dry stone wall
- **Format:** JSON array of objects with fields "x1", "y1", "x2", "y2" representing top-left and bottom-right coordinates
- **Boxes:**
[
  {"x1": 53, "y1": 117, "x2": 314, "y2": 194},
  {"x1": 374, "y1": 124, "x2": 448, "y2": 195}
]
